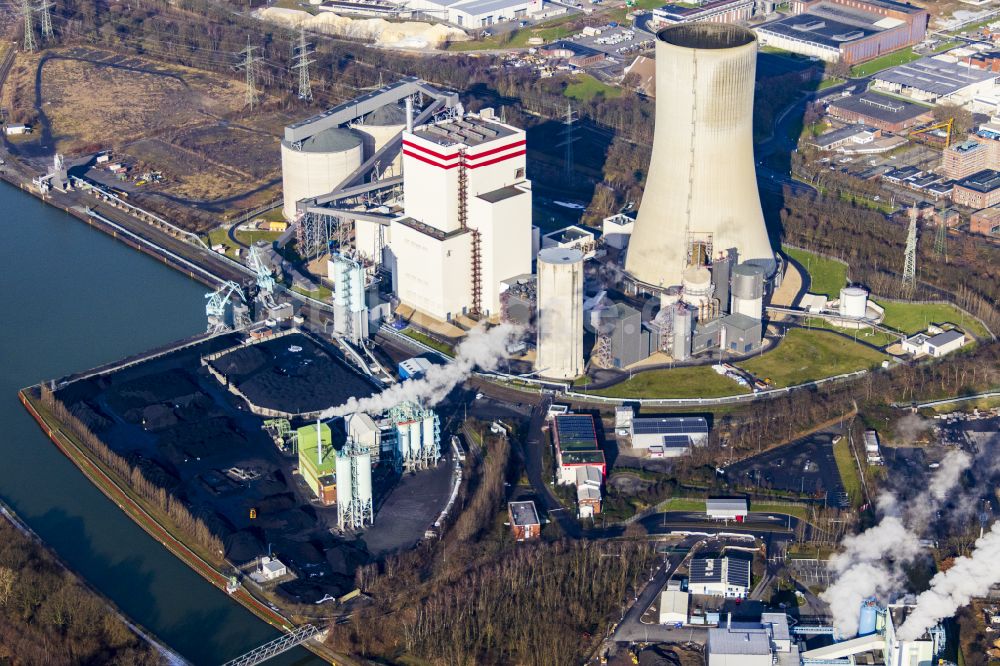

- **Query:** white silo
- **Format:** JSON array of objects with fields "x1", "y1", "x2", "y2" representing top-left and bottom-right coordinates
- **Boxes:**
[
  {"x1": 839, "y1": 287, "x2": 869, "y2": 318},
  {"x1": 409, "y1": 420, "x2": 422, "y2": 459},
  {"x1": 535, "y1": 248, "x2": 585, "y2": 380},
  {"x1": 681, "y1": 266, "x2": 714, "y2": 307},
  {"x1": 731, "y1": 263, "x2": 766, "y2": 321},
  {"x1": 625, "y1": 24, "x2": 774, "y2": 290},
  {"x1": 350, "y1": 103, "x2": 407, "y2": 175},
  {"x1": 335, "y1": 453, "x2": 353, "y2": 525},
  {"x1": 281, "y1": 127, "x2": 364, "y2": 221},
  {"x1": 356, "y1": 451, "x2": 373, "y2": 523}
]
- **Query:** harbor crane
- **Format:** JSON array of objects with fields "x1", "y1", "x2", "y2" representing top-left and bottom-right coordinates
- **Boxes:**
[
  {"x1": 205, "y1": 280, "x2": 249, "y2": 332},
  {"x1": 247, "y1": 243, "x2": 277, "y2": 309}
]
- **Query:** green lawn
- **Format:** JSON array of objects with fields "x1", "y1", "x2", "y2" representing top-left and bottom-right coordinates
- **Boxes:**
[
  {"x1": 878, "y1": 301, "x2": 989, "y2": 338},
  {"x1": 591, "y1": 365, "x2": 750, "y2": 399},
  {"x1": 564, "y1": 74, "x2": 622, "y2": 102},
  {"x1": 402, "y1": 328, "x2": 455, "y2": 357},
  {"x1": 832, "y1": 435, "x2": 862, "y2": 507},
  {"x1": 817, "y1": 77, "x2": 845, "y2": 91},
  {"x1": 801, "y1": 317, "x2": 899, "y2": 348},
  {"x1": 446, "y1": 14, "x2": 577, "y2": 51},
  {"x1": 737, "y1": 329, "x2": 886, "y2": 388},
  {"x1": 291, "y1": 285, "x2": 332, "y2": 301},
  {"x1": 234, "y1": 229, "x2": 283, "y2": 247},
  {"x1": 783, "y1": 246, "x2": 848, "y2": 299},
  {"x1": 750, "y1": 502, "x2": 810, "y2": 522},
  {"x1": 850, "y1": 47, "x2": 920, "y2": 77},
  {"x1": 204, "y1": 227, "x2": 240, "y2": 258},
  {"x1": 662, "y1": 498, "x2": 707, "y2": 512}
]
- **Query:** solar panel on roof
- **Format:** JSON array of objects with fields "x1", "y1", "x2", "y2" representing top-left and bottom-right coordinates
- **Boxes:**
[{"x1": 632, "y1": 417, "x2": 708, "y2": 435}]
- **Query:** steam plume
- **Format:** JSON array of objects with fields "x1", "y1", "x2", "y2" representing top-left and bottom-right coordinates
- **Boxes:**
[
  {"x1": 322, "y1": 323, "x2": 520, "y2": 418},
  {"x1": 897, "y1": 521, "x2": 1000, "y2": 641}
]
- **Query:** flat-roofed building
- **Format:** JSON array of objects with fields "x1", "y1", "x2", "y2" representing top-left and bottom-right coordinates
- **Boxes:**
[
  {"x1": 901, "y1": 329, "x2": 966, "y2": 357},
  {"x1": 552, "y1": 414, "x2": 607, "y2": 483},
  {"x1": 953, "y1": 169, "x2": 1000, "y2": 208},
  {"x1": 689, "y1": 554, "x2": 751, "y2": 598},
  {"x1": 971, "y1": 205, "x2": 1000, "y2": 235},
  {"x1": 508, "y1": 501, "x2": 541, "y2": 540},
  {"x1": 872, "y1": 56, "x2": 1000, "y2": 103},
  {"x1": 943, "y1": 139, "x2": 991, "y2": 179},
  {"x1": 630, "y1": 416, "x2": 709, "y2": 449},
  {"x1": 650, "y1": 0, "x2": 756, "y2": 28},
  {"x1": 827, "y1": 92, "x2": 932, "y2": 132},
  {"x1": 706, "y1": 497, "x2": 749, "y2": 521},
  {"x1": 659, "y1": 590, "x2": 690, "y2": 625},
  {"x1": 757, "y1": 0, "x2": 928, "y2": 64}
]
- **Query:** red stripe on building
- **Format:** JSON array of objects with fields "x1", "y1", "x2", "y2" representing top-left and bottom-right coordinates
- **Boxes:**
[
  {"x1": 465, "y1": 150, "x2": 526, "y2": 169},
  {"x1": 465, "y1": 139, "x2": 527, "y2": 162},
  {"x1": 402, "y1": 149, "x2": 461, "y2": 170},
  {"x1": 401, "y1": 140, "x2": 460, "y2": 162}
]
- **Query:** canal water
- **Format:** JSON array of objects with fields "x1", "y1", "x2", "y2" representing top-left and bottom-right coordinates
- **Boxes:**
[{"x1": 0, "y1": 184, "x2": 321, "y2": 666}]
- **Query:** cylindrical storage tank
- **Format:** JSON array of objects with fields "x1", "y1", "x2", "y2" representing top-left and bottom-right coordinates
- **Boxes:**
[
  {"x1": 281, "y1": 127, "x2": 364, "y2": 221},
  {"x1": 858, "y1": 598, "x2": 878, "y2": 636},
  {"x1": 731, "y1": 262, "x2": 765, "y2": 320},
  {"x1": 421, "y1": 414, "x2": 435, "y2": 457},
  {"x1": 625, "y1": 24, "x2": 774, "y2": 289},
  {"x1": 335, "y1": 454, "x2": 353, "y2": 508},
  {"x1": 672, "y1": 303, "x2": 692, "y2": 361},
  {"x1": 535, "y1": 248, "x2": 585, "y2": 380},
  {"x1": 839, "y1": 286, "x2": 868, "y2": 319},
  {"x1": 396, "y1": 423, "x2": 410, "y2": 460},
  {"x1": 356, "y1": 452, "x2": 373, "y2": 506},
  {"x1": 409, "y1": 421, "x2": 422, "y2": 458},
  {"x1": 351, "y1": 104, "x2": 407, "y2": 173},
  {"x1": 681, "y1": 266, "x2": 713, "y2": 307}
]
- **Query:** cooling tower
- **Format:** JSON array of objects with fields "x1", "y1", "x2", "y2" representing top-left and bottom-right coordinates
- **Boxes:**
[
  {"x1": 535, "y1": 248, "x2": 584, "y2": 380},
  {"x1": 625, "y1": 24, "x2": 775, "y2": 289}
]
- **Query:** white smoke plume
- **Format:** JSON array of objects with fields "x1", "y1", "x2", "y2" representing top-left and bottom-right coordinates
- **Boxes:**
[
  {"x1": 897, "y1": 521, "x2": 1000, "y2": 641},
  {"x1": 821, "y1": 515, "x2": 922, "y2": 637},
  {"x1": 321, "y1": 323, "x2": 521, "y2": 418},
  {"x1": 822, "y1": 450, "x2": 972, "y2": 637}
]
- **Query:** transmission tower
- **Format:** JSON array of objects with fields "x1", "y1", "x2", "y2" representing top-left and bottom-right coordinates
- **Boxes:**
[
  {"x1": 902, "y1": 203, "x2": 918, "y2": 293},
  {"x1": 240, "y1": 37, "x2": 262, "y2": 111},
  {"x1": 36, "y1": 0, "x2": 53, "y2": 42},
  {"x1": 21, "y1": 0, "x2": 36, "y2": 53},
  {"x1": 292, "y1": 25, "x2": 313, "y2": 102},
  {"x1": 934, "y1": 211, "x2": 948, "y2": 261},
  {"x1": 560, "y1": 103, "x2": 577, "y2": 183}
]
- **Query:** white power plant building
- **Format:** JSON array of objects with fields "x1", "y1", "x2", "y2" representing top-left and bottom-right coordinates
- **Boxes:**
[
  {"x1": 281, "y1": 128, "x2": 364, "y2": 221},
  {"x1": 335, "y1": 439, "x2": 374, "y2": 530},
  {"x1": 535, "y1": 247, "x2": 584, "y2": 380},
  {"x1": 380, "y1": 110, "x2": 532, "y2": 322},
  {"x1": 625, "y1": 24, "x2": 774, "y2": 290}
]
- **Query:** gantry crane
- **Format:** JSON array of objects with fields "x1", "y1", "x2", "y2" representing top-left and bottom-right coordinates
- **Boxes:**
[
  {"x1": 205, "y1": 280, "x2": 249, "y2": 332},
  {"x1": 247, "y1": 243, "x2": 277, "y2": 309}
]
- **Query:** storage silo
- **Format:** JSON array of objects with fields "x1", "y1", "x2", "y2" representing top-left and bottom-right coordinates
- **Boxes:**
[
  {"x1": 839, "y1": 287, "x2": 869, "y2": 319},
  {"x1": 396, "y1": 424, "x2": 410, "y2": 462},
  {"x1": 356, "y1": 451, "x2": 373, "y2": 511},
  {"x1": 421, "y1": 414, "x2": 436, "y2": 460},
  {"x1": 351, "y1": 103, "x2": 407, "y2": 174},
  {"x1": 625, "y1": 24, "x2": 774, "y2": 289},
  {"x1": 535, "y1": 248, "x2": 585, "y2": 380},
  {"x1": 858, "y1": 598, "x2": 879, "y2": 636},
  {"x1": 281, "y1": 127, "x2": 364, "y2": 221},
  {"x1": 731, "y1": 263, "x2": 766, "y2": 321},
  {"x1": 335, "y1": 453, "x2": 353, "y2": 516},
  {"x1": 681, "y1": 266, "x2": 714, "y2": 307},
  {"x1": 672, "y1": 303, "x2": 692, "y2": 361}
]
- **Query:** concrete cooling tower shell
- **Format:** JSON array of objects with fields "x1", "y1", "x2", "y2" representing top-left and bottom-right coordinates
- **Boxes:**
[
  {"x1": 535, "y1": 248, "x2": 584, "y2": 381},
  {"x1": 281, "y1": 127, "x2": 364, "y2": 221},
  {"x1": 625, "y1": 23, "x2": 775, "y2": 289}
]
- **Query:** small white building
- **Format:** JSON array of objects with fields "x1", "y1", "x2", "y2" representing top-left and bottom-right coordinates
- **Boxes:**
[
  {"x1": 250, "y1": 556, "x2": 288, "y2": 583},
  {"x1": 4, "y1": 124, "x2": 30, "y2": 135},
  {"x1": 706, "y1": 497, "x2": 748, "y2": 522},
  {"x1": 614, "y1": 404, "x2": 634, "y2": 433},
  {"x1": 602, "y1": 213, "x2": 634, "y2": 250},
  {"x1": 901, "y1": 329, "x2": 966, "y2": 358},
  {"x1": 863, "y1": 430, "x2": 883, "y2": 465},
  {"x1": 659, "y1": 589, "x2": 689, "y2": 626},
  {"x1": 541, "y1": 224, "x2": 597, "y2": 259}
]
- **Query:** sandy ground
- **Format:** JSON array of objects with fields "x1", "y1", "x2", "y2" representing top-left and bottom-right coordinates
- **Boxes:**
[{"x1": 256, "y1": 7, "x2": 468, "y2": 49}]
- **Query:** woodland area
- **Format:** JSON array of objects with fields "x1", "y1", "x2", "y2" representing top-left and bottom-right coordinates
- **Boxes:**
[{"x1": 0, "y1": 519, "x2": 161, "y2": 666}]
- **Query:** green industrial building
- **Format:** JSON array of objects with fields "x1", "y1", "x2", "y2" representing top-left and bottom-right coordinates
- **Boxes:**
[{"x1": 298, "y1": 422, "x2": 337, "y2": 504}]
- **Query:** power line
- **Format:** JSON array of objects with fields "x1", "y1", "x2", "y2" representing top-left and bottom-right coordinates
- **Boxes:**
[
  {"x1": 292, "y1": 24, "x2": 313, "y2": 102},
  {"x1": 21, "y1": 0, "x2": 36, "y2": 53},
  {"x1": 239, "y1": 35, "x2": 262, "y2": 111},
  {"x1": 902, "y1": 203, "x2": 918, "y2": 294},
  {"x1": 36, "y1": 0, "x2": 53, "y2": 41}
]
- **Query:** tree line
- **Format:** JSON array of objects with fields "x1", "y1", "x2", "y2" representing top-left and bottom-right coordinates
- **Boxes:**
[{"x1": 0, "y1": 519, "x2": 162, "y2": 665}]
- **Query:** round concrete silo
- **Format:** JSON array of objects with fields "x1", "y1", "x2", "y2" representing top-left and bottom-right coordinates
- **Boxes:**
[
  {"x1": 281, "y1": 127, "x2": 364, "y2": 221},
  {"x1": 625, "y1": 24, "x2": 775, "y2": 289},
  {"x1": 351, "y1": 103, "x2": 407, "y2": 173},
  {"x1": 535, "y1": 248, "x2": 584, "y2": 380}
]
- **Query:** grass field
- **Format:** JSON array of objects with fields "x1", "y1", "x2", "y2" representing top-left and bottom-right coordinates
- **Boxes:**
[
  {"x1": 590, "y1": 366, "x2": 750, "y2": 399},
  {"x1": 832, "y1": 435, "x2": 863, "y2": 507},
  {"x1": 782, "y1": 246, "x2": 848, "y2": 299},
  {"x1": 801, "y1": 317, "x2": 899, "y2": 348},
  {"x1": 564, "y1": 74, "x2": 621, "y2": 102},
  {"x1": 878, "y1": 301, "x2": 989, "y2": 338},
  {"x1": 662, "y1": 498, "x2": 707, "y2": 512},
  {"x1": 402, "y1": 328, "x2": 455, "y2": 356},
  {"x1": 817, "y1": 77, "x2": 845, "y2": 91},
  {"x1": 446, "y1": 14, "x2": 577, "y2": 51},
  {"x1": 738, "y1": 329, "x2": 886, "y2": 388},
  {"x1": 234, "y1": 229, "x2": 283, "y2": 247},
  {"x1": 204, "y1": 227, "x2": 239, "y2": 257},
  {"x1": 750, "y1": 502, "x2": 810, "y2": 521},
  {"x1": 851, "y1": 47, "x2": 920, "y2": 77}
]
